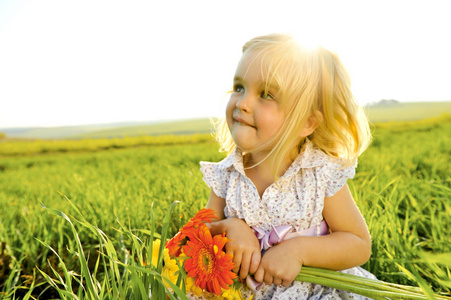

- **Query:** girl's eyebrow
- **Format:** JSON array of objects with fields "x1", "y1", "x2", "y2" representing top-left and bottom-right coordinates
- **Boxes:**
[
  {"x1": 259, "y1": 80, "x2": 279, "y2": 91},
  {"x1": 233, "y1": 76, "x2": 278, "y2": 89},
  {"x1": 233, "y1": 76, "x2": 279, "y2": 92}
]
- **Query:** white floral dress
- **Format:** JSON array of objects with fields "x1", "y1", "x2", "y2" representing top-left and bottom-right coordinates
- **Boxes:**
[{"x1": 198, "y1": 140, "x2": 376, "y2": 300}]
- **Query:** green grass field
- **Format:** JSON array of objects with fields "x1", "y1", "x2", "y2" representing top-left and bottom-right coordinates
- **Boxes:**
[
  {"x1": 365, "y1": 101, "x2": 451, "y2": 123},
  {"x1": 71, "y1": 118, "x2": 214, "y2": 139},
  {"x1": 0, "y1": 116, "x2": 450, "y2": 298}
]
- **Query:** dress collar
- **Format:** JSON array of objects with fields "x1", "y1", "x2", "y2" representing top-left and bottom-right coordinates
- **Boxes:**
[
  {"x1": 221, "y1": 139, "x2": 332, "y2": 180},
  {"x1": 281, "y1": 140, "x2": 331, "y2": 179}
]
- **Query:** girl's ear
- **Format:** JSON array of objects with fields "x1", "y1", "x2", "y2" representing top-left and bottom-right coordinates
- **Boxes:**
[{"x1": 300, "y1": 111, "x2": 322, "y2": 137}]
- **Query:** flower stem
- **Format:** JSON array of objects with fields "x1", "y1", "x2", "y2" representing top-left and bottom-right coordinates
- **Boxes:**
[{"x1": 296, "y1": 267, "x2": 450, "y2": 300}]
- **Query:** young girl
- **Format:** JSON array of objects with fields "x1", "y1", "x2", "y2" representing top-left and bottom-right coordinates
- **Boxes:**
[{"x1": 200, "y1": 33, "x2": 376, "y2": 299}]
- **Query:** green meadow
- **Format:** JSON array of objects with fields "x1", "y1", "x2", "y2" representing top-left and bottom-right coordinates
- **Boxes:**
[
  {"x1": 364, "y1": 101, "x2": 451, "y2": 123},
  {"x1": 0, "y1": 114, "x2": 450, "y2": 298}
]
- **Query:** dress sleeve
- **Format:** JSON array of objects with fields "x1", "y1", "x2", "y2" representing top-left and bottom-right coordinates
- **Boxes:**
[
  {"x1": 325, "y1": 164, "x2": 356, "y2": 197},
  {"x1": 199, "y1": 162, "x2": 228, "y2": 199}
]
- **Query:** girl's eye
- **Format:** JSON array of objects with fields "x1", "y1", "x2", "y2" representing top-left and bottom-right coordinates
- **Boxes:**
[
  {"x1": 261, "y1": 91, "x2": 275, "y2": 100},
  {"x1": 233, "y1": 84, "x2": 244, "y2": 93}
]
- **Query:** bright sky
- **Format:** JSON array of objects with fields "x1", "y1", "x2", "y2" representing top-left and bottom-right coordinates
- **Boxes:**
[{"x1": 1, "y1": 0, "x2": 450, "y2": 128}]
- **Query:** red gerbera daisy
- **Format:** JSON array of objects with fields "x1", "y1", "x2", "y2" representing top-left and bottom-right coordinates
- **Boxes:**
[
  {"x1": 166, "y1": 209, "x2": 217, "y2": 257},
  {"x1": 182, "y1": 224, "x2": 237, "y2": 295}
]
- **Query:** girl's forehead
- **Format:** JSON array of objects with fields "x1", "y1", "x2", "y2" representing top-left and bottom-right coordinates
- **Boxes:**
[
  {"x1": 234, "y1": 51, "x2": 272, "y2": 83},
  {"x1": 235, "y1": 50, "x2": 285, "y2": 92},
  {"x1": 235, "y1": 51, "x2": 260, "y2": 74}
]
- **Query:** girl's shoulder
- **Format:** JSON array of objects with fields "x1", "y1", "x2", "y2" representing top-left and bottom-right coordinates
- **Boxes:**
[
  {"x1": 199, "y1": 150, "x2": 242, "y2": 200},
  {"x1": 199, "y1": 149, "x2": 244, "y2": 183},
  {"x1": 200, "y1": 149, "x2": 242, "y2": 173},
  {"x1": 293, "y1": 140, "x2": 356, "y2": 197},
  {"x1": 288, "y1": 140, "x2": 355, "y2": 174}
]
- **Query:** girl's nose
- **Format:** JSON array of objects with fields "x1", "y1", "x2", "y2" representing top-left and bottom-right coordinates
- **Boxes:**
[{"x1": 235, "y1": 94, "x2": 252, "y2": 112}]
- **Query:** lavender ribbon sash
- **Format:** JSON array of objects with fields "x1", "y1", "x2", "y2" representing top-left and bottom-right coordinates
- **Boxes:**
[
  {"x1": 246, "y1": 220, "x2": 329, "y2": 292},
  {"x1": 253, "y1": 225, "x2": 293, "y2": 251}
]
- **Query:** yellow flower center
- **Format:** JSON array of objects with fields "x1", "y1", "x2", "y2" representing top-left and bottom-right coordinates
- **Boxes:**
[{"x1": 198, "y1": 248, "x2": 214, "y2": 274}]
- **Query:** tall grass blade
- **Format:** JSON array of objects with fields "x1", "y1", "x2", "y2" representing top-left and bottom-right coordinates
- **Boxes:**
[{"x1": 40, "y1": 202, "x2": 100, "y2": 300}]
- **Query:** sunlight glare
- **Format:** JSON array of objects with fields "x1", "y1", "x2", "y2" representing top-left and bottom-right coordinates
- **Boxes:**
[{"x1": 291, "y1": 31, "x2": 336, "y2": 53}]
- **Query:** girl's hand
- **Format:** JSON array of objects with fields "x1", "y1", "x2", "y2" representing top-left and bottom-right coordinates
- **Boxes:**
[
  {"x1": 207, "y1": 217, "x2": 261, "y2": 280},
  {"x1": 253, "y1": 242, "x2": 303, "y2": 287}
]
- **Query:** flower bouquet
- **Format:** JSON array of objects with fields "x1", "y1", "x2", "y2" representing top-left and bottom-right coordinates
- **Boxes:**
[
  {"x1": 161, "y1": 209, "x2": 450, "y2": 300},
  {"x1": 164, "y1": 209, "x2": 244, "y2": 299}
]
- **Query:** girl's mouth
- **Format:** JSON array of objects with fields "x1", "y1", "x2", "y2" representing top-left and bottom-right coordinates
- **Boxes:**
[{"x1": 234, "y1": 116, "x2": 255, "y2": 128}]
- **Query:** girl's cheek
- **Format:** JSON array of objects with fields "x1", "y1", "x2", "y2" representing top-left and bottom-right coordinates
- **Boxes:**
[{"x1": 226, "y1": 97, "x2": 236, "y2": 116}]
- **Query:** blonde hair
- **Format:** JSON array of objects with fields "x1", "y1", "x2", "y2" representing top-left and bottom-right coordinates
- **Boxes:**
[{"x1": 215, "y1": 33, "x2": 371, "y2": 179}]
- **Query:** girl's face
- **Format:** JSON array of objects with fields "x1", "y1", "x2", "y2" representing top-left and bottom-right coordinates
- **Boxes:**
[{"x1": 226, "y1": 51, "x2": 286, "y2": 154}]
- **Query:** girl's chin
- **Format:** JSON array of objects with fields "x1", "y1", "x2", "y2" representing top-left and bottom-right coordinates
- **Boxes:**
[
  {"x1": 233, "y1": 141, "x2": 268, "y2": 154},
  {"x1": 233, "y1": 142, "x2": 254, "y2": 153}
]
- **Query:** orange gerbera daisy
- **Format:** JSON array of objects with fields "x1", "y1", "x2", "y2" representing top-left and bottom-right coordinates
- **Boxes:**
[
  {"x1": 166, "y1": 231, "x2": 186, "y2": 257},
  {"x1": 182, "y1": 224, "x2": 236, "y2": 295},
  {"x1": 166, "y1": 209, "x2": 217, "y2": 257}
]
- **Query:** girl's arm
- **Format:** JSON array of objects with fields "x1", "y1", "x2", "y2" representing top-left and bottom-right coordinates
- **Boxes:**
[
  {"x1": 205, "y1": 189, "x2": 226, "y2": 220},
  {"x1": 253, "y1": 184, "x2": 371, "y2": 286},
  {"x1": 206, "y1": 190, "x2": 261, "y2": 279}
]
